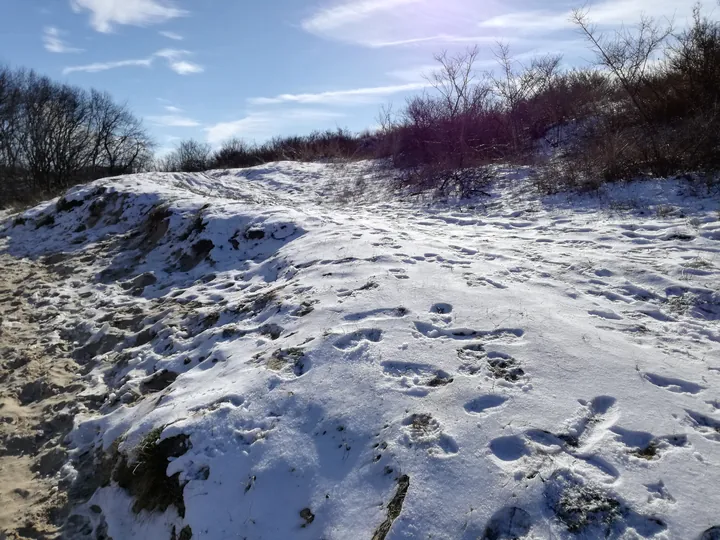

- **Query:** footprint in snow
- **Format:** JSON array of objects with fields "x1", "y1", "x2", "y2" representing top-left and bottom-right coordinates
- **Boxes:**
[
  {"x1": 642, "y1": 372, "x2": 705, "y2": 394},
  {"x1": 609, "y1": 426, "x2": 689, "y2": 460},
  {"x1": 400, "y1": 413, "x2": 458, "y2": 457},
  {"x1": 334, "y1": 328, "x2": 383, "y2": 350},
  {"x1": 505, "y1": 396, "x2": 623, "y2": 483},
  {"x1": 588, "y1": 309, "x2": 623, "y2": 320},
  {"x1": 381, "y1": 361, "x2": 453, "y2": 396},
  {"x1": 429, "y1": 302, "x2": 452, "y2": 315},
  {"x1": 413, "y1": 321, "x2": 524, "y2": 342},
  {"x1": 389, "y1": 268, "x2": 410, "y2": 279},
  {"x1": 544, "y1": 469, "x2": 667, "y2": 537},
  {"x1": 457, "y1": 346, "x2": 528, "y2": 384},
  {"x1": 683, "y1": 409, "x2": 720, "y2": 441},
  {"x1": 344, "y1": 307, "x2": 408, "y2": 322},
  {"x1": 464, "y1": 395, "x2": 508, "y2": 415},
  {"x1": 489, "y1": 435, "x2": 529, "y2": 461},
  {"x1": 482, "y1": 506, "x2": 533, "y2": 539}
]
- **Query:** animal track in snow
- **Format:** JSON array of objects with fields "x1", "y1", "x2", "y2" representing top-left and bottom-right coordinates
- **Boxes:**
[
  {"x1": 334, "y1": 328, "x2": 383, "y2": 350},
  {"x1": 643, "y1": 372, "x2": 705, "y2": 394}
]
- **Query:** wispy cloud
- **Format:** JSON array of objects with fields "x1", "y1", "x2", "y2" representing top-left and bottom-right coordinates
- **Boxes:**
[
  {"x1": 478, "y1": 0, "x2": 693, "y2": 33},
  {"x1": 303, "y1": 0, "x2": 421, "y2": 33},
  {"x1": 63, "y1": 57, "x2": 153, "y2": 74},
  {"x1": 63, "y1": 48, "x2": 203, "y2": 75},
  {"x1": 248, "y1": 82, "x2": 429, "y2": 106},
  {"x1": 301, "y1": 0, "x2": 504, "y2": 48},
  {"x1": 205, "y1": 110, "x2": 346, "y2": 145},
  {"x1": 302, "y1": 0, "x2": 693, "y2": 49},
  {"x1": 43, "y1": 27, "x2": 84, "y2": 53},
  {"x1": 71, "y1": 0, "x2": 187, "y2": 33},
  {"x1": 146, "y1": 114, "x2": 200, "y2": 127},
  {"x1": 368, "y1": 34, "x2": 513, "y2": 48},
  {"x1": 159, "y1": 30, "x2": 183, "y2": 40},
  {"x1": 164, "y1": 105, "x2": 183, "y2": 113}
]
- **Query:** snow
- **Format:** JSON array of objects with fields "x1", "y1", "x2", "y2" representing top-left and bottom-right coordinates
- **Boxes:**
[{"x1": 2, "y1": 162, "x2": 720, "y2": 539}]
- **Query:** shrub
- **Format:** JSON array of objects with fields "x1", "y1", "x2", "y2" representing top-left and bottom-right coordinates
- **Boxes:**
[{"x1": 159, "y1": 139, "x2": 213, "y2": 173}]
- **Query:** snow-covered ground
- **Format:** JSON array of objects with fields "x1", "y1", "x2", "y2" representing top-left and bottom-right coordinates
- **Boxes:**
[{"x1": 2, "y1": 162, "x2": 720, "y2": 539}]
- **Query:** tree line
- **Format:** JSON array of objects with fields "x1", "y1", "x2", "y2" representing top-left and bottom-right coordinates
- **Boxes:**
[{"x1": 0, "y1": 66, "x2": 154, "y2": 206}]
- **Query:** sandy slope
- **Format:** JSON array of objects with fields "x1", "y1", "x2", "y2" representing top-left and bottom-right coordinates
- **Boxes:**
[
  {"x1": 0, "y1": 254, "x2": 87, "y2": 539},
  {"x1": 1, "y1": 163, "x2": 720, "y2": 539}
]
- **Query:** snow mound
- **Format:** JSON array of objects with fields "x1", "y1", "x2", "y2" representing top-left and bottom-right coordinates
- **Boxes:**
[{"x1": 2, "y1": 162, "x2": 720, "y2": 539}]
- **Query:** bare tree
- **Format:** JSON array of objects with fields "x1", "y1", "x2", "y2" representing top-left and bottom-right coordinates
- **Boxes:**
[
  {"x1": 0, "y1": 65, "x2": 154, "y2": 206},
  {"x1": 571, "y1": 9, "x2": 673, "y2": 171},
  {"x1": 490, "y1": 43, "x2": 562, "y2": 153}
]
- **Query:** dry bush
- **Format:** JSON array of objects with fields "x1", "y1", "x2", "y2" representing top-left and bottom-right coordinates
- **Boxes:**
[
  {"x1": 393, "y1": 165, "x2": 495, "y2": 199},
  {"x1": 201, "y1": 129, "x2": 377, "y2": 172},
  {"x1": 158, "y1": 139, "x2": 212, "y2": 173},
  {"x1": 568, "y1": 4, "x2": 720, "y2": 180}
]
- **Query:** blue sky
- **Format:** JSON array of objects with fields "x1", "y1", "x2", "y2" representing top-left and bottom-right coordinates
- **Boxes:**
[{"x1": 1, "y1": 0, "x2": 697, "y2": 153}]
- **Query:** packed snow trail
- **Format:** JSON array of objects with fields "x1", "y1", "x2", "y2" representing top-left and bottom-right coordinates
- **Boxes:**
[{"x1": 1, "y1": 162, "x2": 719, "y2": 539}]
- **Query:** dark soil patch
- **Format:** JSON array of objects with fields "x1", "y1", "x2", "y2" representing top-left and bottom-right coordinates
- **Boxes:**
[
  {"x1": 372, "y1": 475, "x2": 410, "y2": 540},
  {"x1": 179, "y1": 240, "x2": 215, "y2": 271},
  {"x1": 113, "y1": 429, "x2": 190, "y2": 517},
  {"x1": 56, "y1": 198, "x2": 84, "y2": 213},
  {"x1": 140, "y1": 370, "x2": 178, "y2": 394}
]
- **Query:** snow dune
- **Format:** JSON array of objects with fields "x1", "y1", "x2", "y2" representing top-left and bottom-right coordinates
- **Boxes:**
[{"x1": 3, "y1": 162, "x2": 720, "y2": 539}]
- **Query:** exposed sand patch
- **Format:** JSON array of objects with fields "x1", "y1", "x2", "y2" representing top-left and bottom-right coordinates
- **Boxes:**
[{"x1": 0, "y1": 254, "x2": 85, "y2": 539}]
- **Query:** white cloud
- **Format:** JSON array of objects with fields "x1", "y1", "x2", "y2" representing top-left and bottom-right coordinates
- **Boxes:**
[
  {"x1": 63, "y1": 48, "x2": 203, "y2": 75},
  {"x1": 159, "y1": 30, "x2": 183, "y2": 40},
  {"x1": 164, "y1": 105, "x2": 183, "y2": 113},
  {"x1": 43, "y1": 27, "x2": 84, "y2": 53},
  {"x1": 301, "y1": 0, "x2": 507, "y2": 48},
  {"x1": 302, "y1": 0, "x2": 694, "y2": 49},
  {"x1": 478, "y1": 0, "x2": 694, "y2": 33},
  {"x1": 168, "y1": 60, "x2": 203, "y2": 74},
  {"x1": 63, "y1": 57, "x2": 153, "y2": 74},
  {"x1": 205, "y1": 110, "x2": 346, "y2": 145},
  {"x1": 147, "y1": 114, "x2": 200, "y2": 127},
  {"x1": 71, "y1": 0, "x2": 187, "y2": 33},
  {"x1": 155, "y1": 49, "x2": 204, "y2": 74},
  {"x1": 302, "y1": 0, "x2": 421, "y2": 33},
  {"x1": 248, "y1": 82, "x2": 429, "y2": 106}
]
